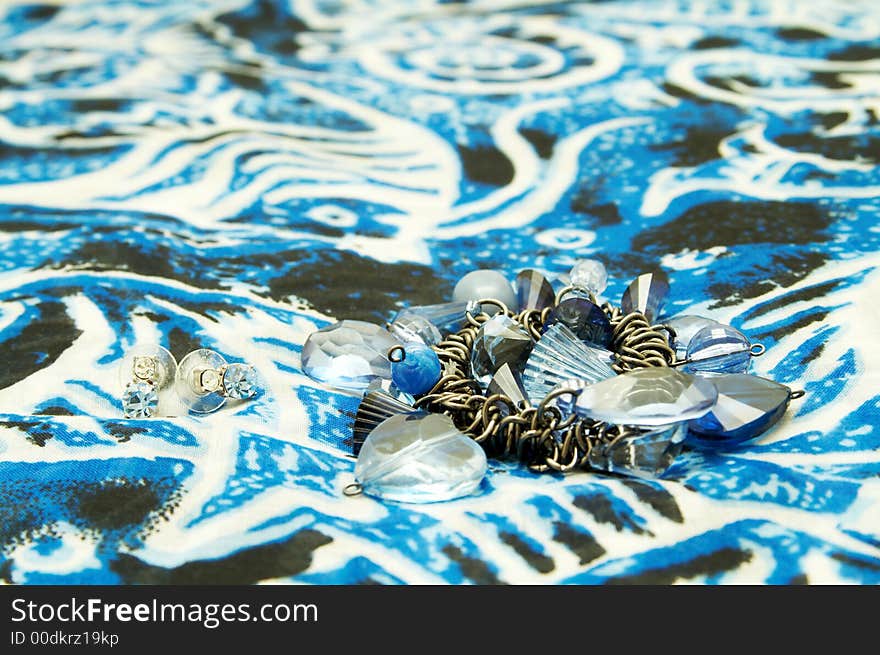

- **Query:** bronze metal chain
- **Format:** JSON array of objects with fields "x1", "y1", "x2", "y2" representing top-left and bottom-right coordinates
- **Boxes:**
[{"x1": 412, "y1": 298, "x2": 678, "y2": 473}]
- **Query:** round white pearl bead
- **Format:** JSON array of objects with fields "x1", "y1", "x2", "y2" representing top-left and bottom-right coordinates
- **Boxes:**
[{"x1": 452, "y1": 269, "x2": 516, "y2": 310}]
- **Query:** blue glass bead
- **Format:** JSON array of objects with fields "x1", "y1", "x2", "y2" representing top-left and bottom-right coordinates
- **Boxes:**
[
  {"x1": 389, "y1": 313, "x2": 442, "y2": 346},
  {"x1": 353, "y1": 389, "x2": 420, "y2": 455},
  {"x1": 522, "y1": 323, "x2": 615, "y2": 405},
  {"x1": 621, "y1": 271, "x2": 669, "y2": 322},
  {"x1": 390, "y1": 343, "x2": 442, "y2": 395},
  {"x1": 683, "y1": 324, "x2": 752, "y2": 374},
  {"x1": 665, "y1": 315, "x2": 722, "y2": 360},
  {"x1": 469, "y1": 315, "x2": 533, "y2": 387},
  {"x1": 544, "y1": 297, "x2": 612, "y2": 348},
  {"x1": 515, "y1": 269, "x2": 555, "y2": 311},
  {"x1": 687, "y1": 374, "x2": 792, "y2": 448},
  {"x1": 573, "y1": 368, "x2": 717, "y2": 426}
]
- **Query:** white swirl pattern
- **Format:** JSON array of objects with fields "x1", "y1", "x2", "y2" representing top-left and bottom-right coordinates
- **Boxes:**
[{"x1": 0, "y1": 0, "x2": 878, "y2": 584}]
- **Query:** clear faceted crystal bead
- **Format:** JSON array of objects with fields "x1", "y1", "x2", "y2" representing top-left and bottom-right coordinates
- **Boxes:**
[
  {"x1": 522, "y1": 323, "x2": 615, "y2": 404},
  {"x1": 569, "y1": 259, "x2": 608, "y2": 295},
  {"x1": 588, "y1": 423, "x2": 687, "y2": 479},
  {"x1": 389, "y1": 313, "x2": 442, "y2": 346},
  {"x1": 470, "y1": 315, "x2": 533, "y2": 386},
  {"x1": 122, "y1": 381, "x2": 159, "y2": 418},
  {"x1": 683, "y1": 324, "x2": 752, "y2": 374},
  {"x1": 487, "y1": 363, "x2": 530, "y2": 414},
  {"x1": 354, "y1": 413, "x2": 487, "y2": 503},
  {"x1": 621, "y1": 271, "x2": 670, "y2": 322},
  {"x1": 301, "y1": 320, "x2": 400, "y2": 391},
  {"x1": 665, "y1": 315, "x2": 722, "y2": 360},
  {"x1": 515, "y1": 269, "x2": 555, "y2": 312},
  {"x1": 688, "y1": 374, "x2": 792, "y2": 447},
  {"x1": 366, "y1": 378, "x2": 415, "y2": 405},
  {"x1": 573, "y1": 367, "x2": 718, "y2": 426},
  {"x1": 392, "y1": 301, "x2": 479, "y2": 336},
  {"x1": 223, "y1": 363, "x2": 259, "y2": 399}
]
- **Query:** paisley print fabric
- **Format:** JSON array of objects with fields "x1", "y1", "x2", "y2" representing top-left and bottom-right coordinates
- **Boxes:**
[{"x1": 1, "y1": 0, "x2": 879, "y2": 584}]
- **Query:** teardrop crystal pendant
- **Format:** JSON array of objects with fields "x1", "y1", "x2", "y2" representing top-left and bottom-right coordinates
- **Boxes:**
[
  {"x1": 352, "y1": 390, "x2": 421, "y2": 455},
  {"x1": 487, "y1": 363, "x2": 530, "y2": 414},
  {"x1": 392, "y1": 300, "x2": 480, "y2": 336},
  {"x1": 573, "y1": 367, "x2": 718, "y2": 426},
  {"x1": 388, "y1": 313, "x2": 442, "y2": 346},
  {"x1": 522, "y1": 323, "x2": 615, "y2": 404},
  {"x1": 681, "y1": 324, "x2": 754, "y2": 374},
  {"x1": 470, "y1": 314, "x2": 533, "y2": 387},
  {"x1": 353, "y1": 413, "x2": 487, "y2": 503},
  {"x1": 301, "y1": 320, "x2": 400, "y2": 391},
  {"x1": 515, "y1": 269, "x2": 555, "y2": 311},
  {"x1": 620, "y1": 271, "x2": 669, "y2": 322},
  {"x1": 543, "y1": 297, "x2": 612, "y2": 348},
  {"x1": 589, "y1": 422, "x2": 687, "y2": 479},
  {"x1": 365, "y1": 377, "x2": 415, "y2": 405},
  {"x1": 688, "y1": 374, "x2": 792, "y2": 447},
  {"x1": 665, "y1": 315, "x2": 722, "y2": 360}
]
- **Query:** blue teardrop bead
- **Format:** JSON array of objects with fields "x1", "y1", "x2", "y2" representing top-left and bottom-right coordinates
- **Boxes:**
[
  {"x1": 391, "y1": 343, "x2": 442, "y2": 395},
  {"x1": 621, "y1": 271, "x2": 669, "y2": 322},
  {"x1": 688, "y1": 374, "x2": 792, "y2": 447},
  {"x1": 682, "y1": 324, "x2": 752, "y2": 374},
  {"x1": 544, "y1": 297, "x2": 612, "y2": 348}
]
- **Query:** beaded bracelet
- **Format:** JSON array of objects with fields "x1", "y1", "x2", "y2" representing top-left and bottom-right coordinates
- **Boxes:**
[{"x1": 302, "y1": 262, "x2": 802, "y2": 503}]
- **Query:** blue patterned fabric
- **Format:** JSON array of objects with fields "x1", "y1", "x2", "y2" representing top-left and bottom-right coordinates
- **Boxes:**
[{"x1": 1, "y1": 0, "x2": 879, "y2": 584}]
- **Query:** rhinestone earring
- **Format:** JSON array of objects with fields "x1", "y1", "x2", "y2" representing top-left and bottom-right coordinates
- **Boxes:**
[
  {"x1": 174, "y1": 348, "x2": 260, "y2": 414},
  {"x1": 118, "y1": 345, "x2": 178, "y2": 418}
]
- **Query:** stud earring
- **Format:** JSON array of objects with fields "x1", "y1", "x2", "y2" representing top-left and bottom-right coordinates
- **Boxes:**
[
  {"x1": 118, "y1": 345, "x2": 177, "y2": 418},
  {"x1": 175, "y1": 348, "x2": 260, "y2": 414}
]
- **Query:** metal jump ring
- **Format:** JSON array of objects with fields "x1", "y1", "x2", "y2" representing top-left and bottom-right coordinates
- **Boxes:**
[
  {"x1": 465, "y1": 298, "x2": 512, "y2": 322},
  {"x1": 387, "y1": 345, "x2": 406, "y2": 363},
  {"x1": 554, "y1": 285, "x2": 597, "y2": 306},
  {"x1": 536, "y1": 387, "x2": 581, "y2": 425},
  {"x1": 343, "y1": 482, "x2": 364, "y2": 497}
]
